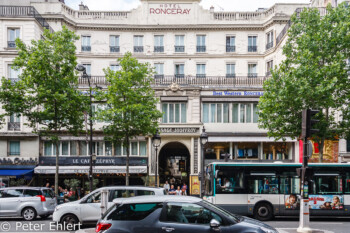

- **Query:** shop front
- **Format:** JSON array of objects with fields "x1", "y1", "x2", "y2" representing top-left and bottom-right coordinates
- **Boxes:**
[{"x1": 0, "y1": 157, "x2": 37, "y2": 187}]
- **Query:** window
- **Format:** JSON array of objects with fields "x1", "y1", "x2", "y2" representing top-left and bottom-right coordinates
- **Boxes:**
[
  {"x1": 114, "y1": 141, "x2": 148, "y2": 156},
  {"x1": 164, "y1": 203, "x2": 222, "y2": 224},
  {"x1": 86, "y1": 191, "x2": 101, "y2": 203},
  {"x1": 9, "y1": 141, "x2": 20, "y2": 156},
  {"x1": 280, "y1": 176, "x2": 300, "y2": 194},
  {"x1": 154, "y1": 35, "x2": 164, "y2": 52},
  {"x1": 215, "y1": 167, "x2": 245, "y2": 194},
  {"x1": 137, "y1": 190, "x2": 155, "y2": 196},
  {"x1": 23, "y1": 189, "x2": 41, "y2": 197},
  {"x1": 154, "y1": 63, "x2": 164, "y2": 78},
  {"x1": 175, "y1": 35, "x2": 185, "y2": 52},
  {"x1": 162, "y1": 103, "x2": 187, "y2": 123},
  {"x1": 196, "y1": 35, "x2": 206, "y2": 52},
  {"x1": 266, "y1": 60, "x2": 273, "y2": 76},
  {"x1": 248, "y1": 63, "x2": 257, "y2": 78},
  {"x1": 248, "y1": 36, "x2": 257, "y2": 52},
  {"x1": 110, "y1": 35, "x2": 120, "y2": 53},
  {"x1": 248, "y1": 175, "x2": 279, "y2": 194},
  {"x1": 315, "y1": 175, "x2": 342, "y2": 194},
  {"x1": 8, "y1": 113, "x2": 20, "y2": 131},
  {"x1": 346, "y1": 139, "x2": 350, "y2": 152},
  {"x1": 110, "y1": 64, "x2": 120, "y2": 72},
  {"x1": 44, "y1": 141, "x2": 80, "y2": 156},
  {"x1": 226, "y1": 36, "x2": 235, "y2": 52},
  {"x1": 3, "y1": 189, "x2": 23, "y2": 198},
  {"x1": 92, "y1": 142, "x2": 104, "y2": 156},
  {"x1": 226, "y1": 64, "x2": 235, "y2": 78},
  {"x1": 175, "y1": 64, "x2": 185, "y2": 78},
  {"x1": 266, "y1": 31, "x2": 274, "y2": 50},
  {"x1": 8, "y1": 64, "x2": 21, "y2": 82},
  {"x1": 82, "y1": 64, "x2": 91, "y2": 76},
  {"x1": 196, "y1": 64, "x2": 206, "y2": 78},
  {"x1": 232, "y1": 103, "x2": 258, "y2": 123},
  {"x1": 42, "y1": 189, "x2": 55, "y2": 198},
  {"x1": 82, "y1": 36, "x2": 91, "y2": 52},
  {"x1": 7, "y1": 28, "x2": 20, "y2": 48},
  {"x1": 107, "y1": 203, "x2": 162, "y2": 221},
  {"x1": 105, "y1": 142, "x2": 112, "y2": 156},
  {"x1": 111, "y1": 189, "x2": 135, "y2": 199},
  {"x1": 202, "y1": 103, "x2": 229, "y2": 123},
  {"x1": 134, "y1": 36, "x2": 144, "y2": 52}
]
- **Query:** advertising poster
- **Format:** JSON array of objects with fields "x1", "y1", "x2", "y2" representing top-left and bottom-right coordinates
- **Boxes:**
[
  {"x1": 285, "y1": 194, "x2": 301, "y2": 210},
  {"x1": 309, "y1": 195, "x2": 344, "y2": 210},
  {"x1": 190, "y1": 175, "x2": 200, "y2": 196}
]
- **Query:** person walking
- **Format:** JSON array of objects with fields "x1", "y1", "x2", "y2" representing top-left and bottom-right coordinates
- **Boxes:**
[{"x1": 163, "y1": 180, "x2": 170, "y2": 194}]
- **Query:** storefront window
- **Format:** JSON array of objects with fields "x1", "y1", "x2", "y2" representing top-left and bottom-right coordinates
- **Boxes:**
[
  {"x1": 344, "y1": 173, "x2": 350, "y2": 194},
  {"x1": 204, "y1": 143, "x2": 230, "y2": 160},
  {"x1": 263, "y1": 142, "x2": 290, "y2": 160},
  {"x1": 237, "y1": 142, "x2": 259, "y2": 159}
]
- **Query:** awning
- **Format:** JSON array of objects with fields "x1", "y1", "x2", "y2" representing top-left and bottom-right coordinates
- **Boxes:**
[
  {"x1": 0, "y1": 169, "x2": 34, "y2": 179},
  {"x1": 34, "y1": 166, "x2": 147, "y2": 174},
  {"x1": 208, "y1": 136, "x2": 295, "y2": 142}
]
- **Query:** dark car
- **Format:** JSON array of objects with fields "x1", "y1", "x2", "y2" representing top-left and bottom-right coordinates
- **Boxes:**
[{"x1": 96, "y1": 196, "x2": 277, "y2": 233}]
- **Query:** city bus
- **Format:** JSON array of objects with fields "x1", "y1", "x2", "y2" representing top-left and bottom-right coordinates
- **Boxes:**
[{"x1": 204, "y1": 162, "x2": 350, "y2": 220}]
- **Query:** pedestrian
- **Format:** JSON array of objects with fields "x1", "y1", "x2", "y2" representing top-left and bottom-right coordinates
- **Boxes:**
[
  {"x1": 175, "y1": 186, "x2": 182, "y2": 195},
  {"x1": 168, "y1": 185, "x2": 176, "y2": 195},
  {"x1": 58, "y1": 186, "x2": 64, "y2": 197},
  {"x1": 181, "y1": 182, "x2": 187, "y2": 196},
  {"x1": 163, "y1": 180, "x2": 170, "y2": 194},
  {"x1": 45, "y1": 182, "x2": 50, "y2": 188}
]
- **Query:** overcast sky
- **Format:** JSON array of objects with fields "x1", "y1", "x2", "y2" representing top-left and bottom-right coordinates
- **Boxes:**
[{"x1": 65, "y1": 0, "x2": 311, "y2": 11}]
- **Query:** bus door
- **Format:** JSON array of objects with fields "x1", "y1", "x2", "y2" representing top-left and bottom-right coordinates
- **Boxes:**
[{"x1": 280, "y1": 175, "x2": 300, "y2": 216}]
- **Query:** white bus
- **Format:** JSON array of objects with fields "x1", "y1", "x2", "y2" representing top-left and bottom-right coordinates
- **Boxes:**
[{"x1": 204, "y1": 162, "x2": 350, "y2": 220}]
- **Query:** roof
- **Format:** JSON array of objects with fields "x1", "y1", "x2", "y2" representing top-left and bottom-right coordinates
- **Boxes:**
[{"x1": 113, "y1": 195, "x2": 202, "y2": 204}]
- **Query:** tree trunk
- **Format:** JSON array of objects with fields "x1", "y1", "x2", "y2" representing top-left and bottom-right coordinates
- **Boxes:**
[
  {"x1": 55, "y1": 139, "x2": 59, "y2": 195},
  {"x1": 125, "y1": 137, "x2": 130, "y2": 186}
]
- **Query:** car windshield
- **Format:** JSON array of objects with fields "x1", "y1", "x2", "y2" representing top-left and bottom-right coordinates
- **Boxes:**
[{"x1": 201, "y1": 200, "x2": 241, "y2": 223}]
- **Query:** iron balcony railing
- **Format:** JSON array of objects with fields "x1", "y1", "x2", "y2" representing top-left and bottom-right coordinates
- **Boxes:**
[
  {"x1": 8, "y1": 122, "x2": 20, "y2": 131},
  {"x1": 134, "y1": 46, "x2": 144, "y2": 53},
  {"x1": 154, "y1": 46, "x2": 164, "y2": 53},
  {"x1": 110, "y1": 46, "x2": 120, "y2": 53},
  {"x1": 7, "y1": 41, "x2": 16, "y2": 48},
  {"x1": 0, "y1": 6, "x2": 54, "y2": 33},
  {"x1": 154, "y1": 74, "x2": 164, "y2": 79},
  {"x1": 79, "y1": 75, "x2": 267, "y2": 87},
  {"x1": 226, "y1": 45, "x2": 236, "y2": 52},
  {"x1": 266, "y1": 42, "x2": 274, "y2": 50},
  {"x1": 196, "y1": 46, "x2": 206, "y2": 53},
  {"x1": 81, "y1": 46, "x2": 91, "y2": 52},
  {"x1": 175, "y1": 46, "x2": 185, "y2": 52},
  {"x1": 275, "y1": 8, "x2": 304, "y2": 45},
  {"x1": 226, "y1": 74, "x2": 236, "y2": 78},
  {"x1": 248, "y1": 46, "x2": 257, "y2": 52},
  {"x1": 248, "y1": 73, "x2": 258, "y2": 78}
]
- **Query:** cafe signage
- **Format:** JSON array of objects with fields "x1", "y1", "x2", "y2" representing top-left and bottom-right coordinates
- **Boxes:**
[{"x1": 39, "y1": 156, "x2": 147, "y2": 166}]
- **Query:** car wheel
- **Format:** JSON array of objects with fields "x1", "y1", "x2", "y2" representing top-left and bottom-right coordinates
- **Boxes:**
[
  {"x1": 22, "y1": 207, "x2": 37, "y2": 221},
  {"x1": 254, "y1": 203, "x2": 273, "y2": 221},
  {"x1": 61, "y1": 214, "x2": 80, "y2": 229},
  {"x1": 40, "y1": 214, "x2": 50, "y2": 219}
]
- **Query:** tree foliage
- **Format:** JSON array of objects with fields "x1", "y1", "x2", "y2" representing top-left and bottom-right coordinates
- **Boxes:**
[
  {"x1": 0, "y1": 26, "x2": 89, "y2": 193},
  {"x1": 258, "y1": 4, "x2": 350, "y2": 162},
  {"x1": 96, "y1": 52, "x2": 162, "y2": 185}
]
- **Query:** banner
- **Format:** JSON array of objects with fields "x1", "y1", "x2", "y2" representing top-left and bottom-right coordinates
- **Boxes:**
[
  {"x1": 285, "y1": 194, "x2": 301, "y2": 210},
  {"x1": 309, "y1": 195, "x2": 344, "y2": 210}
]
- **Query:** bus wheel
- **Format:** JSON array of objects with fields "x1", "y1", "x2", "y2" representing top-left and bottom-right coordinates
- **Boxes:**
[{"x1": 254, "y1": 203, "x2": 273, "y2": 221}]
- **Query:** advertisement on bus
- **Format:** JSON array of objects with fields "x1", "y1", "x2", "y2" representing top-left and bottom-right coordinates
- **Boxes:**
[
  {"x1": 285, "y1": 194, "x2": 301, "y2": 210},
  {"x1": 309, "y1": 195, "x2": 344, "y2": 210}
]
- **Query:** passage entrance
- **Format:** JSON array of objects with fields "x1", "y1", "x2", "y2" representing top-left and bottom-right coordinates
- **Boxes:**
[{"x1": 159, "y1": 142, "x2": 190, "y2": 190}]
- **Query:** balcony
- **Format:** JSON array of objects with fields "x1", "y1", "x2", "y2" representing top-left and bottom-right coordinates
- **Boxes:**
[
  {"x1": 226, "y1": 46, "x2": 236, "y2": 52},
  {"x1": 79, "y1": 75, "x2": 267, "y2": 87},
  {"x1": 196, "y1": 46, "x2": 206, "y2": 53},
  {"x1": 175, "y1": 46, "x2": 185, "y2": 52},
  {"x1": 226, "y1": 74, "x2": 236, "y2": 78},
  {"x1": 110, "y1": 46, "x2": 120, "y2": 53},
  {"x1": 8, "y1": 122, "x2": 20, "y2": 131},
  {"x1": 196, "y1": 74, "x2": 206, "y2": 78},
  {"x1": 248, "y1": 73, "x2": 258, "y2": 78},
  {"x1": 7, "y1": 41, "x2": 16, "y2": 48},
  {"x1": 81, "y1": 46, "x2": 91, "y2": 52},
  {"x1": 134, "y1": 46, "x2": 144, "y2": 53},
  {"x1": 154, "y1": 46, "x2": 164, "y2": 53},
  {"x1": 266, "y1": 71, "x2": 271, "y2": 77},
  {"x1": 266, "y1": 42, "x2": 274, "y2": 50},
  {"x1": 154, "y1": 74, "x2": 164, "y2": 79},
  {"x1": 248, "y1": 46, "x2": 257, "y2": 52}
]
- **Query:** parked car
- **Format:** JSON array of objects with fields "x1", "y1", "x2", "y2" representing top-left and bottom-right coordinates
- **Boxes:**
[
  {"x1": 96, "y1": 195, "x2": 278, "y2": 233},
  {"x1": 53, "y1": 186, "x2": 166, "y2": 226},
  {"x1": 0, "y1": 187, "x2": 56, "y2": 221}
]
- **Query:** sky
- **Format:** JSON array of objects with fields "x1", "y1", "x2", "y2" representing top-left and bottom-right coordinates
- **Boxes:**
[{"x1": 65, "y1": 0, "x2": 311, "y2": 11}]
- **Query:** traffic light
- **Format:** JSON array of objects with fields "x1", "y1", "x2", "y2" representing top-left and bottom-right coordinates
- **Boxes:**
[{"x1": 301, "y1": 109, "x2": 320, "y2": 138}]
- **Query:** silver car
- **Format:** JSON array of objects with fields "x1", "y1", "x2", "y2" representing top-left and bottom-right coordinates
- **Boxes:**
[{"x1": 0, "y1": 187, "x2": 57, "y2": 221}]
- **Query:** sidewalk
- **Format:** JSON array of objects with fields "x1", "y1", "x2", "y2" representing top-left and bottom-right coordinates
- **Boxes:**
[{"x1": 277, "y1": 228, "x2": 334, "y2": 233}]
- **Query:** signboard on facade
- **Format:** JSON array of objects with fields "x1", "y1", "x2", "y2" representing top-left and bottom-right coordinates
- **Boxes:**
[
  {"x1": 159, "y1": 127, "x2": 199, "y2": 134},
  {"x1": 201, "y1": 91, "x2": 264, "y2": 96},
  {"x1": 39, "y1": 156, "x2": 148, "y2": 166},
  {"x1": 149, "y1": 3, "x2": 192, "y2": 15}
]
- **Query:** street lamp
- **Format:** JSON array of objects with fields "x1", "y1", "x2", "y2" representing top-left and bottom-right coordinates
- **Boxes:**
[
  {"x1": 75, "y1": 64, "x2": 94, "y2": 193},
  {"x1": 200, "y1": 126, "x2": 208, "y2": 197},
  {"x1": 152, "y1": 130, "x2": 161, "y2": 187}
]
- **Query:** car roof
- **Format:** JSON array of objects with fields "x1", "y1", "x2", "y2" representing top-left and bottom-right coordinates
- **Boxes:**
[
  {"x1": 0, "y1": 187, "x2": 49, "y2": 190},
  {"x1": 113, "y1": 195, "x2": 202, "y2": 204},
  {"x1": 99, "y1": 186, "x2": 164, "y2": 191}
]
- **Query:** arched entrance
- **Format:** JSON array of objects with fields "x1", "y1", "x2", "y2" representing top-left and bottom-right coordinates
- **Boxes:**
[{"x1": 159, "y1": 142, "x2": 190, "y2": 189}]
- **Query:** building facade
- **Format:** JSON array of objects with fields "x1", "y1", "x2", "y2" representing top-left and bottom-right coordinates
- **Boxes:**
[{"x1": 1, "y1": 0, "x2": 347, "y2": 193}]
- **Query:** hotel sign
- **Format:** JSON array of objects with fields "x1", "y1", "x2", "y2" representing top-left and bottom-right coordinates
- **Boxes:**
[
  {"x1": 201, "y1": 91, "x2": 264, "y2": 96},
  {"x1": 149, "y1": 4, "x2": 192, "y2": 15}
]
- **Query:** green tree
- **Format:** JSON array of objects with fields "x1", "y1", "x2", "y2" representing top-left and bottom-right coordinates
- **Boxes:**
[
  {"x1": 96, "y1": 52, "x2": 162, "y2": 186},
  {"x1": 0, "y1": 27, "x2": 88, "y2": 194},
  {"x1": 258, "y1": 4, "x2": 350, "y2": 162}
]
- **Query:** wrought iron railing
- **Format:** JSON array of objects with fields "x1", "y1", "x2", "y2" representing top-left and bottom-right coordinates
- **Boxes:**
[
  {"x1": 154, "y1": 46, "x2": 164, "y2": 53},
  {"x1": 8, "y1": 122, "x2": 20, "y2": 131},
  {"x1": 175, "y1": 46, "x2": 185, "y2": 52},
  {"x1": 226, "y1": 46, "x2": 235, "y2": 52},
  {"x1": 7, "y1": 41, "x2": 16, "y2": 48},
  {"x1": 134, "y1": 46, "x2": 144, "y2": 53},
  {"x1": 266, "y1": 42, "x2": 274, "y2": 50},
  {"x1": 81, "y1": 46, "x2": 91, "y2": 52},
  {"x1": 110, "y1": 46, "x2": 120, "y2": 53},
  {"x1": 248, "y1": 46, "x2": 257, "y2": 52},
  {"x1": 196, "y1": 46, "x2": 206, "y2": 53}
]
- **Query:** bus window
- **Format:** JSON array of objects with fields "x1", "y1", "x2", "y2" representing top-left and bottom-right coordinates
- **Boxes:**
[
  {"x1": 315, "y1": 176, "x2": 342, "y2": 194},
  {"x1": 248, "y1": 176, "x2": 279, "y2": 194},
  {"x1": 345, "y1": 173, "x2": 350, "y2": 194},
  {"x1": 280, "y1": 176, "x2": 300, "y2": 194},
  {"x1": 215, "y1": 167, "x2": 245, "y2": 194}
]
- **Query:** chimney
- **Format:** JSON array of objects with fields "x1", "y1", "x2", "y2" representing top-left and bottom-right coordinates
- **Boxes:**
[
  {"x1": 79, "y1": 2, "x2": 89, "y2": 11},
  {"x1": 210, "y1": 6, "x2": 214, "y2": 13}
]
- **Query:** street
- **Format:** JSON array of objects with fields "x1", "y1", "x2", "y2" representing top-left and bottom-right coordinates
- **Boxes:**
[{"x1": 1, "y1": 216, "x2": 350, "y2": 233}]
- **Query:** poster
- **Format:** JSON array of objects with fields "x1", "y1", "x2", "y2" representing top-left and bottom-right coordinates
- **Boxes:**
[
  {"x1": 190, "y1": 175, "x2": 200, "y2": 196},
  {"x1": 309, "y1": 195, "x2": 344, "y2": 210},
  {"x1": 285, "y1": 194, "x2": 301, "y2": 210},
  {"x1": 308, "y1": 140, "x2": 339, "y2": 163}
]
